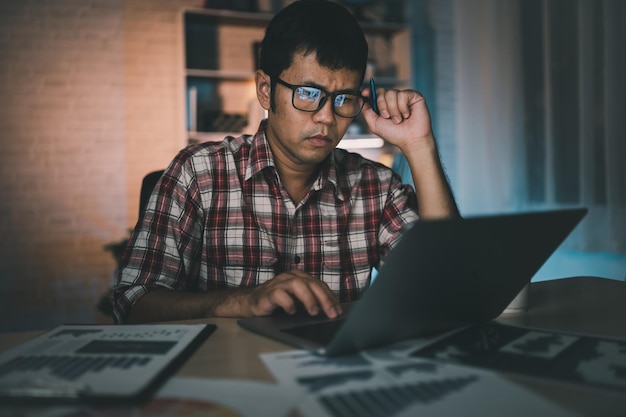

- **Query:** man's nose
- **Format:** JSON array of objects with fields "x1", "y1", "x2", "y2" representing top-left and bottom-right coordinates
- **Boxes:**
[{"x1": 313, "y1": 96, "x2": 335, "y2": 123}]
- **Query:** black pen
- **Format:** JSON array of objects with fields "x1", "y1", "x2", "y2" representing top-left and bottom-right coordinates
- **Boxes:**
[{"x1": 369, "y1": 78, "x2": 380, "y2": 115}]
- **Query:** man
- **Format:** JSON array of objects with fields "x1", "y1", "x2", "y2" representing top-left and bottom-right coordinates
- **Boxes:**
[{"x1": 114, "y1": 0, "x2": 458, "y2": 324}]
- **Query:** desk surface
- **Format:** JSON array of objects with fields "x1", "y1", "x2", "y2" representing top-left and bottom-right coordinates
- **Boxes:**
[{"x1": 1, "y1": 276, "x2": 626, "y2": 415}]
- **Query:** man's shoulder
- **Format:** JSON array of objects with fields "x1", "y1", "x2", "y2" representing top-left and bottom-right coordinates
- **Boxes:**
[
  {"x1": 333, "y1": 147, "x2": 393, "y2": 176},
  {"x1": 176, "y1": 134, "x2": 253, "y2": 162},
  {"x1": 182, "y1": 135, "x2": 252, "y2": 155}
]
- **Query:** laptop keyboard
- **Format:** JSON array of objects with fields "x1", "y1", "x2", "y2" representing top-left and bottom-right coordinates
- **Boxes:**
[{"x1": 282, "y1": 319, "x2": 346, "y2": 346}]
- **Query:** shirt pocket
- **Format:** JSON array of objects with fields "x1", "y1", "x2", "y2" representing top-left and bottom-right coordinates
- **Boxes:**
[
  {"x1": 321, "y1": 232, "x2": 372, "y2": 293},
  {"x1": 206, "y1": 226, "x2": 278, "y2": 288}
]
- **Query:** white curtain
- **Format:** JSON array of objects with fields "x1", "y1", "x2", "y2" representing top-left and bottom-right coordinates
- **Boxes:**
[
  {"x1": 596, "y1": 0, "x2": 626, "y2": 253},
  {"x1": 450, "y1": 0, "x2": 625, "y2": 255},
  {"x1": 453, "y1": 0, "x2": 526, "y2": 215}
]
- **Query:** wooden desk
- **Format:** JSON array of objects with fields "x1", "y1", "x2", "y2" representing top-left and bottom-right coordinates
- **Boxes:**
[
  {"x1": 497, "y1": 276, "x2": 626, "y2": 339},
  {"x1": 1, "y1": 276, "x2": 625, "y2": 415},
  {"x1": 495, "y1": 277, "x2": 626, "y2": 415}
]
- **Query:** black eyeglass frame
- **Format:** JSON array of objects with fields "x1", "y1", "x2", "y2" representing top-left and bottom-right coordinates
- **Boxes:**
[{"x1": 275, "y1": 77, "x2": 365, "y2": 119}]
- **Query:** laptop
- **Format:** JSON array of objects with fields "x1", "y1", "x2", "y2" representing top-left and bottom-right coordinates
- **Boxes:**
[{"x1": 237, "y1": 208, "x2": 587, "y2": 356}]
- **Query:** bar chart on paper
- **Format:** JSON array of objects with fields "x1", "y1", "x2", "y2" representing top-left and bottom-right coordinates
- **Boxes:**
[{"x1": 0, "y1": 324, "x2": 215, "y2": 403}]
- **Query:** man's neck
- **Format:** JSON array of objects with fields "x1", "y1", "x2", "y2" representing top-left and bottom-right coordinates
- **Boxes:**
[{"x1": 276, "y1": 162, "x2": 320, "y2": 205}]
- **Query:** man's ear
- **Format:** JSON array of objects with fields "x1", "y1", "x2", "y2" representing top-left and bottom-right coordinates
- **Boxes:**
[{"x1": 255, "y1": 69, "x2": 271, "y2": 111}]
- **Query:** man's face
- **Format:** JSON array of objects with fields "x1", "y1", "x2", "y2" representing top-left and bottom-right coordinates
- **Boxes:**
[{"x1": 258, "y1": 51, "x2": 362, "y2": 171}]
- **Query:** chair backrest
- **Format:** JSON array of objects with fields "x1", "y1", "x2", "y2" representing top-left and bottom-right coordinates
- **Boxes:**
[{"x1": 139, "y1": 170, "x2": 165, "y2": 220}]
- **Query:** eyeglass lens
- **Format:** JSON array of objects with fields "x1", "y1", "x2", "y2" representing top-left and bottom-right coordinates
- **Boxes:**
[{"x1": 294, "y1": 86, "x2": 362, "y2": 117}]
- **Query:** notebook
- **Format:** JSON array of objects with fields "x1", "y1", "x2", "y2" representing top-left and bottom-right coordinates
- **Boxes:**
[
  {"x1": 0, "y1": 323, "x2": 215, "y2": 404},
  {"x1": 237, "y1": 208, "x2": 587, "y2": 356}
]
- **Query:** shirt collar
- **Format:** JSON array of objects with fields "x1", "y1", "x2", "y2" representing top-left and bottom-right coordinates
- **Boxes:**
[
  {"x1": 245, "y1": 120, "x2": 276, "y2": 181},
  {"x1": 316, "y1": 152, "x2": 344, "y2": 201},
  {"x1": 245, "y1": 120, "x2": 345, "y2": 201}
]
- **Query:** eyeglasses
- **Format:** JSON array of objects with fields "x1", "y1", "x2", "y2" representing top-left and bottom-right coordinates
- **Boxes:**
[{"x1": 275, "y1": 77, "x2": 365, "y2": 118}]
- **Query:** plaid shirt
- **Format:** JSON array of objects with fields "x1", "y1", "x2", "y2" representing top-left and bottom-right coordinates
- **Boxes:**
[{"x1": 114, "y1": 122, "x2": 418, "y2": 323}]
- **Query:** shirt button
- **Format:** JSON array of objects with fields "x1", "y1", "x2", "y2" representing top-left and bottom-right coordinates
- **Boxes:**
[{"x1": 294, "y1": 255, "x2": 301, "y2": 264}]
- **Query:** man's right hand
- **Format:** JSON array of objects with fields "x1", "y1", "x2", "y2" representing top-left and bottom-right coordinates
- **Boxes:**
[
  {"x1": 244, "y1": 270, "x2": 343, "y2": 318},
  {"x1": 126, "y1": 270, "x2": 343, "y2": 323}
]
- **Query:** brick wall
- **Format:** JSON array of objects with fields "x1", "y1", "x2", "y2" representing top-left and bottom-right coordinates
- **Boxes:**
[{"x1": 0, "y1": 0, "x2": 202, "y2": 332}]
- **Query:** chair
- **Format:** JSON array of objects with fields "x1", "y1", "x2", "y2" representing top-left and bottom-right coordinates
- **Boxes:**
[{"x1": 139, "y1": 170, "x2": 165, "y2": 219}]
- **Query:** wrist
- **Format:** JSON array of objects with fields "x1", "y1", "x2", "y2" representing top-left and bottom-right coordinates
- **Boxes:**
[
  {"x1": 207, "y1": 287, "x2": 253, "y2": 318},
  {"x1": 398, "y1": 134, "x2": 439, "y2": 161}
]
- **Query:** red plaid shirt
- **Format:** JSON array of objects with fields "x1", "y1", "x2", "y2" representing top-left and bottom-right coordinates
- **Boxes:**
[{"x1": 114, "y1": 122, "x2": 418, "y2": 323}]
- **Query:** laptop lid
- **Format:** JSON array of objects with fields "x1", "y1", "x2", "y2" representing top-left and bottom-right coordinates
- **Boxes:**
[{"x1": 238, "y1": 208, "x2": 587, "y2": 356}]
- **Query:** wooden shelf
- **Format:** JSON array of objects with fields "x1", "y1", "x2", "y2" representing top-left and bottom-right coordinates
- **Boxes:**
[
  {"x1": 186, "y1": 69, "x2": 409, "y2": 87},
  {"x1": 183, "y1": 8, "x2": 273, "y2": 25},
  {"x1": 189, "y1": 131, "x2": 386, "y2": 147},
  {"x1": 186, "y1": 69, "x2": 255, "y2": 80},
  {"x1": 183, "y1": 6, "x2": 411, "y2": 158},
  {"x1": 183, "y1": 7, "x2": 407, "y2": 34},
  {"x1": 188, "y1": 131, "x2": 236, "y2": 143}
]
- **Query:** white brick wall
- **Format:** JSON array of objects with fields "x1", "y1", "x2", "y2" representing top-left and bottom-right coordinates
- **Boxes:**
[{"x1": 0, "y1": 0, "x2": 202, "y2": 332}]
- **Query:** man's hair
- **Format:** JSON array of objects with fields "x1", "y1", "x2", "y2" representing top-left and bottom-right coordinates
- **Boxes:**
[{"x1": 259, "y1": 0, "x2": 368, "y2": 110}]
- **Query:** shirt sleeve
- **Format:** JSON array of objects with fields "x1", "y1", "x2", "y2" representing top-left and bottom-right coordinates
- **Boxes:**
[
  {"x1": 113, "y1": 154, "x2": 205, "y2": 323},
  {"x1": 377, "y1": 170, "x2": 419, "y2": 261}
]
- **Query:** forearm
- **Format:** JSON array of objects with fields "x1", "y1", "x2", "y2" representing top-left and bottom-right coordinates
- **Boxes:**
[
  {"x1": 123, "y1": 269, "x2": 343, "y2": 323},
  {"x1": 362, "y1": 87, "x2": 459, "y2": 218},
  {"x1": 400, "y1": 136, "x2": 459, "y2": 219},
  {"x1": 126, "y1": 287, "x2": 254, "y2": 324}
]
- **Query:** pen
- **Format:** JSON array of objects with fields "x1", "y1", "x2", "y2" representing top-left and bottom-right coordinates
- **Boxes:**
[{"x1": 369, "y1": 78, "x2": 379, "y2": 115}]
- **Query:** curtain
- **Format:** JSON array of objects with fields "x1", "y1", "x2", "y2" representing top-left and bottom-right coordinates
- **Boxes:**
[
  {"x1": 401, "y1": 0, "x2": 625, "y2": 276},
  {"x1": 453, "y1": 0, "x2": 526, "y2": 214},
  {"x1": 447, "y1": 0, "x2": 625, "y2": 253},
  {"x1": 515, "y1": 0, "x2": 626, "y2": 254}
]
